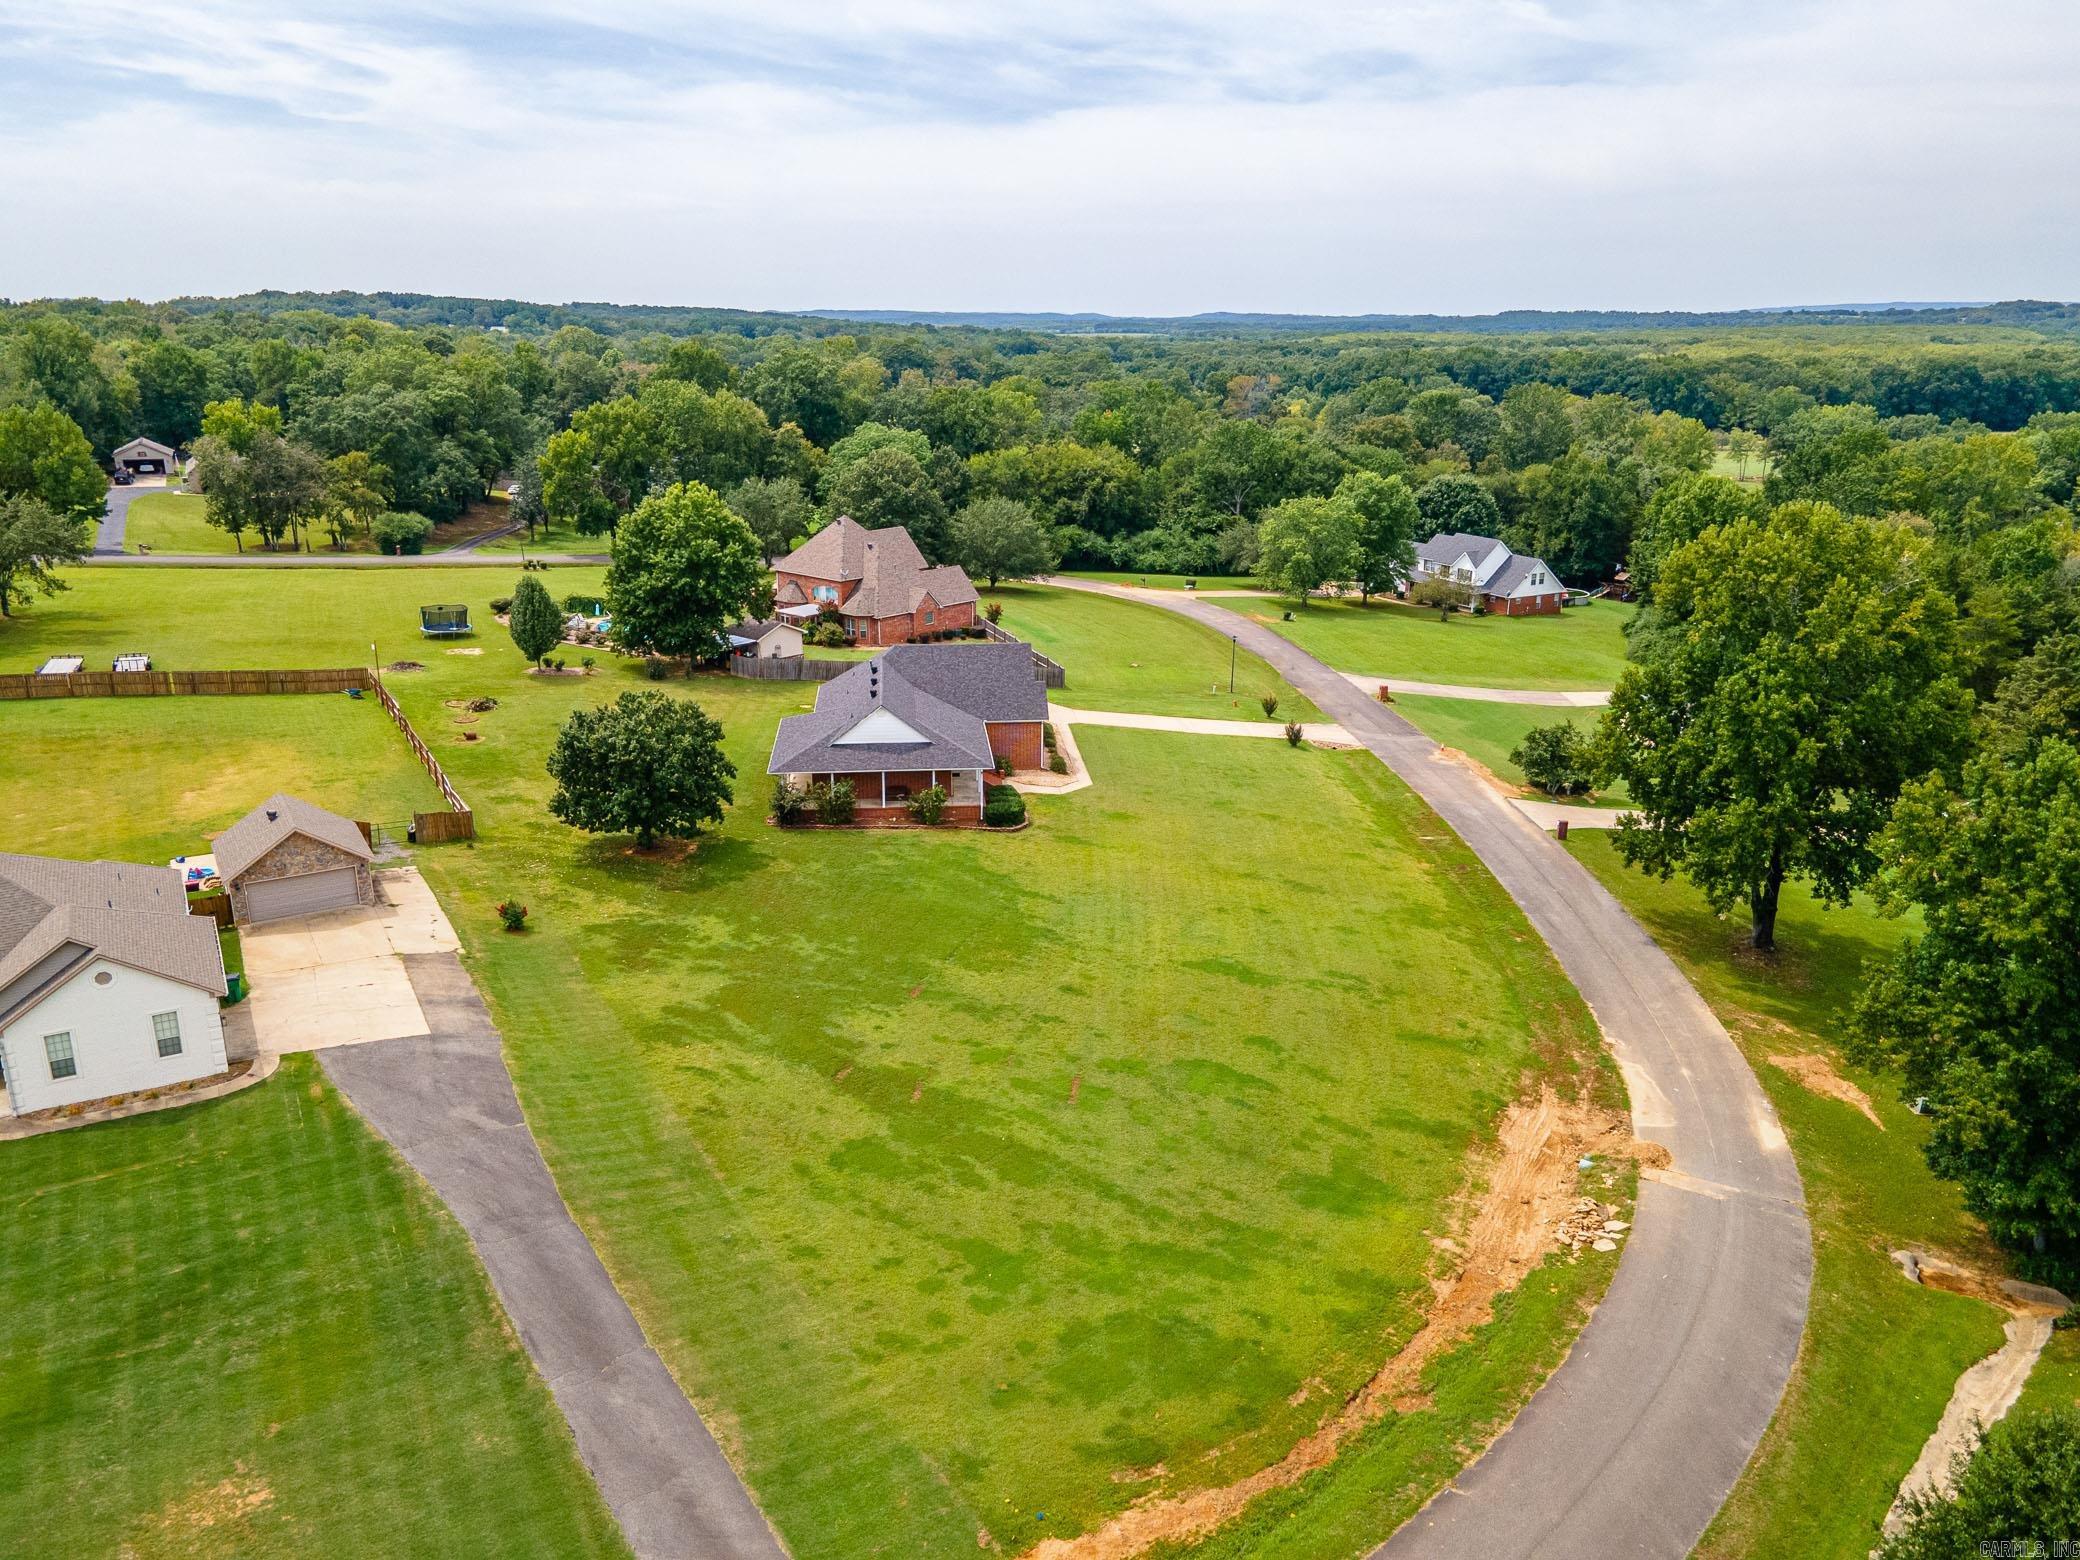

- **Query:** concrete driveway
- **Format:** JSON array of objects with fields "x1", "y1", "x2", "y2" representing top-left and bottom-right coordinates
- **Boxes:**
[{"x1": 239, "y1": 868, "x2": 459, "y2": 1054}]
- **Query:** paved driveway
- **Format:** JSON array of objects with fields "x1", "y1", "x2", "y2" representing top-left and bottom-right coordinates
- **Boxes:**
[
  {"x1": 1047, "y1": 578, "x2": 1810, "y2": 1560},
  {"x1": 239, "y1": 868, "x2": 459, "y2": 1053},
  {"x1": 96, "y1": 476, "x2": 168, "y2": 554}
]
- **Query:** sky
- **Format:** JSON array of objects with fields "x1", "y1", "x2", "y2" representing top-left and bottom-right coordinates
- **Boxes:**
[{"x1": 1, "y1": 1, "x2": 2076, "y2": 316}]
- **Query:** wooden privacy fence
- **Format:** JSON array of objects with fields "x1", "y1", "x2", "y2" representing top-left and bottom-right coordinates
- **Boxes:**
[
  {"x1": 368, "y1": 670, "x2": 476, "y2": 842},
  {"x1": 975, "y1": 620, "x2": 1068, "y2": 689},
  {"x1": 728, "y1": 654, "x2": 852, "y2": 682},
  {"x1": 0, "y1": 667, "x2": 368, "y2": 699}
]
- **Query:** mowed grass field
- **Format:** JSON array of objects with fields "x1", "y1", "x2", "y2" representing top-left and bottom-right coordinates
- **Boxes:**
[
  {"x1": 120, "y1": 490, "x2": 236, "y2": 554},
  {"x1": 0, "y1": 695, "x2": 441, "y2": 862},
  {"x1": 0, "y1": 1060, "x2": 626, "y2": 1558},
  {"x1": 1387, "y1": 695, "x2": 1628, "y2": 803},
  {"x1": 988, "y1": 582, "x2": 1321, "y2": 720},
  {"x1": 0, "y1": 566, "x2": 1617, "y2": 1557},
  {"x1": 1564, "y1": 834, "x2": 2012, "y2": 1560},
  {"x1": 1256, "y1": 597, "x2": 1634, "y2": 690}
]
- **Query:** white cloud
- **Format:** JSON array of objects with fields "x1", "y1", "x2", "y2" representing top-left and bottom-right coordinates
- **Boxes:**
[{"x1": 0, "y1": 0, "x2": 2074, "y2": 311}]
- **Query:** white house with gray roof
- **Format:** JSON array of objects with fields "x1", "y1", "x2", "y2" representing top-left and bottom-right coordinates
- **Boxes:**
[
  {"x1": 0, "y1": 853, "x2": 228, "y2": 1116},
  {"x1": 1407, "y1": 532, "x2": 1566, "y2": 615}
]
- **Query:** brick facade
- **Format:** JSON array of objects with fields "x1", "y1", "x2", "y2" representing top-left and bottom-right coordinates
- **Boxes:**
[
  {"x1": 1486, "y1": 591, "x2": 1564, "y2": 616},
  {"x1": 987, "y1": 719, "x2": 1045, "y2": 771},
  {"x1": 226, "y1": 834, "x2": 374, "y2": 921},
  {"x1": 775, "y1": 573, "x2": 978, "y2": 647}
]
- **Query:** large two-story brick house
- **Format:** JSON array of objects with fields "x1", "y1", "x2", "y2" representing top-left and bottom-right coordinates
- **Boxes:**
[
  {"x1": 1406, "y1": 532, "x2": 1567, "y2": 616},
  {"x1": 772, "y1": 516, "x2": 979, "y2": 646}
]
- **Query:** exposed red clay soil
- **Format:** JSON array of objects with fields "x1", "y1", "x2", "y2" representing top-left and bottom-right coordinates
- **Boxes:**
[
  {"x1": 1429, "y1": 744, "x2": 1529, "y2": 798},
  {"x1": 1022, "y1": 1086, "x2": 1639, "y2": 1560},
  {"x1": 1768, "y1": 1051, "x2": 1885, "y2": 1129}
]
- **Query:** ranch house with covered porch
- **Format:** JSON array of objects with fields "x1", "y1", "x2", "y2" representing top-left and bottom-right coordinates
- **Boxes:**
[{"x1": 766, "y1": 643, "x2": 1050, "y2": 824}]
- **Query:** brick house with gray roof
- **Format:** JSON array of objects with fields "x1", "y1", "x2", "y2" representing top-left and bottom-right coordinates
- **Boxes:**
[
  {"x1": 772, "y1": 516, "x2": 979, "y2": 645},
  {"x1": 1407, "y1": 532, "x2": 1566, "y2": 615},
  {"x1": 768, "y1": 643, "x2": 1049, "y2": 821}
]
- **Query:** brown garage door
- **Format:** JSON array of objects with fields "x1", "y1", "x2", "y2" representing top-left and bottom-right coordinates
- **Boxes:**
[{"x1": 243, "y1": 867, "x2": 358, "y2": 923}]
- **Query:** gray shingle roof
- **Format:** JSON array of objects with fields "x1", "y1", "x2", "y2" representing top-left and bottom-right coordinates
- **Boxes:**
[
  {"x1": 775, "y1": 516, "x2": 979, "y2": 620},
  {"x1": 725, "y1": 618, "x2": 791, "y2": 645},
  {"x1": 768, "y1": 644, "x2": 1045, "y2": 776},
  {"x1": 1486, "y1": 553, "x2": 1558, "y2": 594},
  {"x1": 0, "y1": 854, "x2": 226, "y2": 1025},
  {"x1": 214, "y1": 794, "x2": 371, "y2": 885},
  {"x1": 1414, "y1": 531, "x2": 1509, "y2": 570},
  {"x1": 880, "y1": 642, "x2": 1048, "y2": 721}
]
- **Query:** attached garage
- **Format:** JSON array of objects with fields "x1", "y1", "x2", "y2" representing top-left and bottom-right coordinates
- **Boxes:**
[
  {"x1": 214, "y1": 794, "x2": 375, "y2": 927},
  {"x1": 241, "y1": 866, "x2": 362, "y2": 924}
]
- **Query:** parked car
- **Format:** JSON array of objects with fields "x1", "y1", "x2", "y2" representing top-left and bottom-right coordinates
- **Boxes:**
[{"x1": 111, "y1": 469, "x2": 134, "y2": 485}]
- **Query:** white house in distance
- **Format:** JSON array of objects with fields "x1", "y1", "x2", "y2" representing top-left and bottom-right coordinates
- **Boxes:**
[
  {"x1": 1407, "y1": 532, "x2": 1567, "y2": 616},
  {"x1": 0, "y1": 853, "x2": 229, "y2": 1117},
  {"x1": 111, "y1": 436, "x2": 177, "y2": 477}
]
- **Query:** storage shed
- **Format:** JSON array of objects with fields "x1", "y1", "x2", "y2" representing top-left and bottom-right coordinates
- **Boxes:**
[{"x1": 216, "y1": 795, "x2": 375, "y2": 924}]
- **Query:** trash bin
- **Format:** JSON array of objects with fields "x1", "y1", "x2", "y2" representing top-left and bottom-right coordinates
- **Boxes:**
[{"x1": 225, "y1": 972, "x2": 246, "y2": 1004}]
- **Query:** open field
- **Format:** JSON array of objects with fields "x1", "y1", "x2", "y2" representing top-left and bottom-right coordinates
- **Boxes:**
[
  {"x1": 988, "y1": 582, "x2": 1321, "y2": 719},
  {"x1": 0, "y1": 1052, "x2": 627, "y2": 1557},
  {"x1": 1254, "y1": 598, "x2": 1635, "y2": 691},
  {"x1": 1565, "y1": 833, "x2": 2013, "y2": 1560},
  {"x1": 0, "y1": 694, "x2": 442, "y2": 862},
  {"x1": 3, "y1": 566, "x2": 1617, "y2": 1556},
  {"x1": 1388, "y1": 694, "x2": 1628, "y2": 803}
]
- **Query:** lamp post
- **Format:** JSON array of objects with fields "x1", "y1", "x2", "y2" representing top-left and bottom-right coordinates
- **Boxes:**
[{"x1": 1228, "y1": 635, "x2": 1236, "y2": 694}]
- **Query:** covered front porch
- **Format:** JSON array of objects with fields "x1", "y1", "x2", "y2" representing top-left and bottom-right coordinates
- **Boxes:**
[{"x1": 789, "y1": 767, "x2": 985, "y2": 824}]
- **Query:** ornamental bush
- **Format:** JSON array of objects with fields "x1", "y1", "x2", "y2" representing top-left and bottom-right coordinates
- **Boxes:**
[
  {"x1": 906, "y1": 784, "x2": 948, "y2": 825},
  {"x1": 771, "y1": 777, "x2": 808, "y2": 825},
  {"x1": 983, "y1": 784, "x2": 1027, "y2": 827},
  {"x1": 810, "y1": 778, "x2": 856, "y2": 825}
]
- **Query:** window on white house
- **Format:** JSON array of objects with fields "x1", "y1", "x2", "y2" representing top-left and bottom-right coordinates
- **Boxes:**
[
  {"x1": 153, "y1": 1011, "x2": 183, "y2": 1058},
  {"x1": 45, "y1": 1032, "x2": 76, "y2": 1080}
]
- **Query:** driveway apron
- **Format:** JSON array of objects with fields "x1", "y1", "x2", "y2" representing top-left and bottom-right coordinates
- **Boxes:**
[
  {"x1": 1046, "y1": 578, "x2": 1811, "y2": 1560},
  {"x1": 321, "y1": 952, "x2": 785, "y2": 1560}
]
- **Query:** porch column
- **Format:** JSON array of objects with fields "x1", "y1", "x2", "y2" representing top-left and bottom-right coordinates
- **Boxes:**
[{"x1": 880, "y1": 772, "x2": 887, "y2": 807}]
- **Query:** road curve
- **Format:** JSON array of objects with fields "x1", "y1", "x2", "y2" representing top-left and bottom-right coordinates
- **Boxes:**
[{"x1": 1046, "y1": 579, "x2": 1810, "y2": 1560}]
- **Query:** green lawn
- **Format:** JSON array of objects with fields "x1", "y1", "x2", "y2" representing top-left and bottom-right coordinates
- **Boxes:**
[
  {"x1": 987, "y1": 582, "x2": 1321, "y2": 720},
  {"x1": 121, "y1": 490, "x2": 238, "y2": 554},
  {"x1": 1387, "y1": 695, "x2": 1627, "y2": 803},
  {"x1": 1257, "y1": 597, "x2": 1635, "y2": 691},
  {"x1": 1565, "y1": 834, "x2": 2012, "y2": 1560},
  {"x1": 2016, "y1": 1329, "x2": 2080, "y2": 1416},
  {"x1": 0, "y1": 694, "x2": 442, "y2": 862},
  {"x1": 0, "y1": 565, "x2": 606, "y2": 672},
  {"x1": 0, "y1": 1054, "x2": 627, "y2": 1557},
  {"x1": 1059, "y1": 570, "x2": 1264, "y2": 592},
  {"x1": 471, "y1": 514, "x2": 601, "y2": 553},
  {"x1": 4, "y1": 565, "x2": 1621, "y2": 1556}
]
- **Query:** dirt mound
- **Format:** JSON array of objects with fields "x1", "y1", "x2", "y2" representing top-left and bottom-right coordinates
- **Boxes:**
[
  {"x1": 386, "y1": 660, "x2": 424, "y2": 672},
  {"x1": 1022, "y1": 1086, "x2": 1633, "y2": 1560},
  {"x1": 1769, "y1": 1052, "x2": 1884, "y2": 1128}
]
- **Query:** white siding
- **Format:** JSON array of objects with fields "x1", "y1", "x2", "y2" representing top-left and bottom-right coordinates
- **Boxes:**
[{"x1": 0, "y1": 959, "x2": 226, "y2": 1115}]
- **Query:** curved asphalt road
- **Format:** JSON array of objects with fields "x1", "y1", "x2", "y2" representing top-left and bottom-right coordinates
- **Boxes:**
[{"x1": 1047, "y1": 579, "x2": 1811, "y2": 1560}]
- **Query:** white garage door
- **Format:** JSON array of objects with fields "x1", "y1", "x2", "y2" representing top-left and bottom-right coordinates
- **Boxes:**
[{"x1": 243, "y1": 867, "x2": 358, "y2": 923}]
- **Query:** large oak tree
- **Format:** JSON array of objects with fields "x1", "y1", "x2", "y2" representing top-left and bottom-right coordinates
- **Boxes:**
[{"x1": 1597, "y1": 501, "x2": 1971, "y2": 950}]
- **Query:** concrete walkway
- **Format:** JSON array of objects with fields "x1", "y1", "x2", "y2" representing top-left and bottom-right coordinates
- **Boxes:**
[
  {"x1": 1352, "y1": 673, "x2": 1612, "y2": 706},
  {"x1": 1511, "y1": 798, "x2": 1637, "y2": 831},
  {"x1": 1047, "y1": 703, "x2": 1352, "y2": 743},
  {"x1": 322, "y1": 953, "x2": 783, "y2": 1560},
  {"x1": 1049, "y1": 578, "x2": 1810, "y2": 1560}
]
